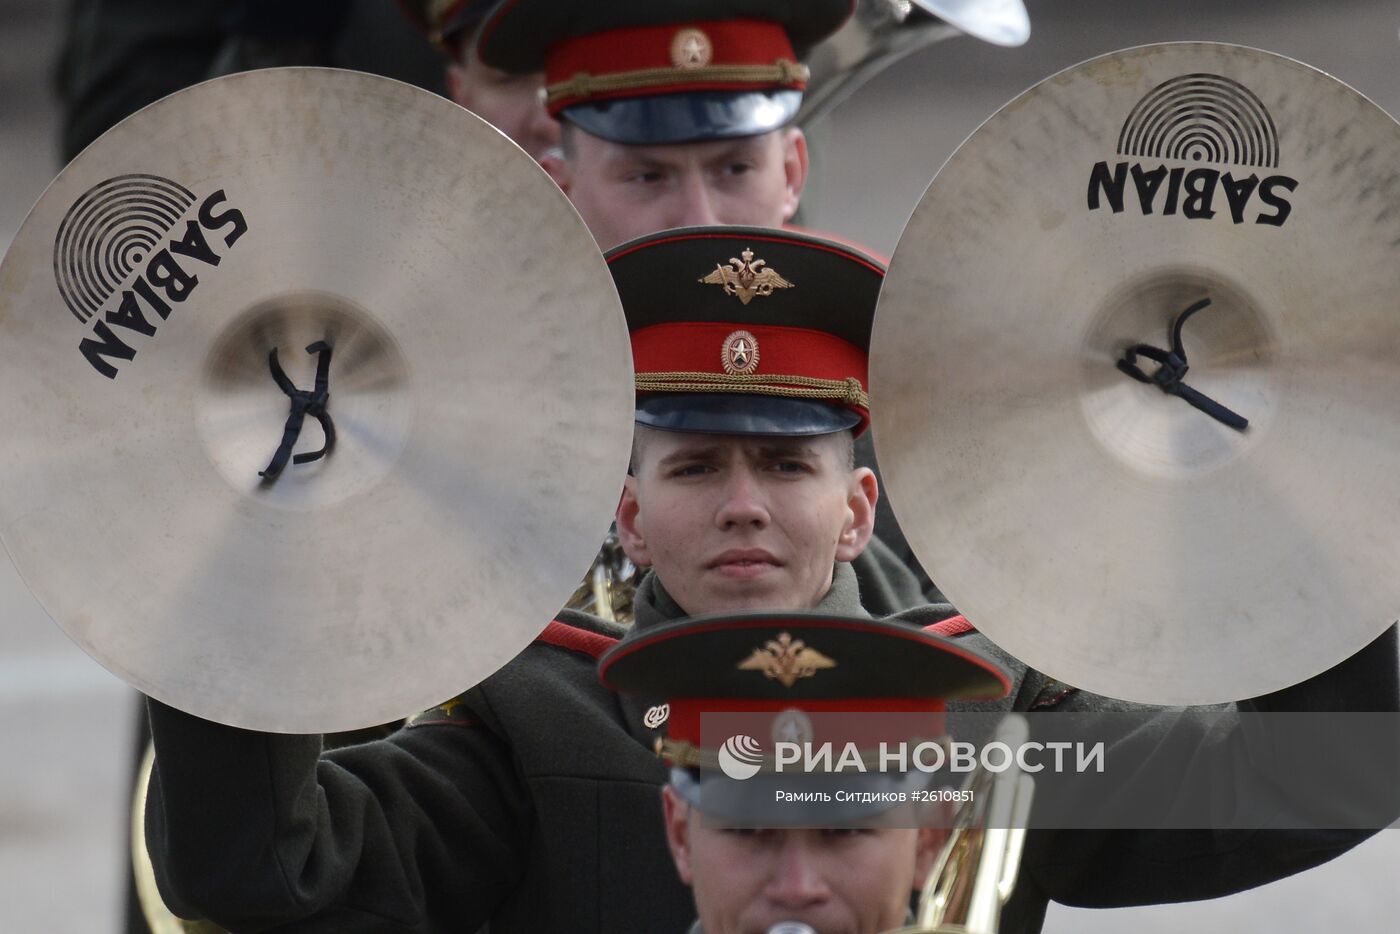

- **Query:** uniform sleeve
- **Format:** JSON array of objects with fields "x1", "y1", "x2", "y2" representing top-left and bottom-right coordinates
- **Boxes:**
[
  {"x1": 1007, "y1": 624, "x2": 1399, "y2": 931},
  {"x1": 144, "y1": 695, "x2": 532, "y2": 933}
]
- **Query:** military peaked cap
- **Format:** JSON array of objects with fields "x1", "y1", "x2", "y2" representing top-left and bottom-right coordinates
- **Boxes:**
[
  {"x1": 398, "y1": 0, "x2": 498, "y2": 53},
  {"x1": 600, "y1": 611, "x2": 1009, "y2": 821},
  {"x1": 477, "y1": 0, "x2": 853, "y2": 143},
  {"x1": 606, "y1": 226, "x2": 882, "y2": 436}
]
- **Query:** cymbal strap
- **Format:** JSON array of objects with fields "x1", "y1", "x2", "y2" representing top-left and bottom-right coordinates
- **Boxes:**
[
  {"x1": 1115, "y1": 299, "x2": 1249, "y2": 432},
  {"x1": 258, "y1": 341, "x2": 336, "y2": 480}
]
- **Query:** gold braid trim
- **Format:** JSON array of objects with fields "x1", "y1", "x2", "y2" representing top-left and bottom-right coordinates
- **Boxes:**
[
  {"x1": 548, "y1": 60, "x2": 809, "y2": 105},
  {"x1": 656, "y1": 737, "x2": 720, "y2": 769},
  {"x1": 636, "y1": 372, "x2": 868, "y2": 408}
]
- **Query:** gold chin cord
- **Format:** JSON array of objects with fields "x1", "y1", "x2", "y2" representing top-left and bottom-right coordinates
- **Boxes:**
[{"x1": 886, "y1": 714, "x2": 1035, "y2": 934}]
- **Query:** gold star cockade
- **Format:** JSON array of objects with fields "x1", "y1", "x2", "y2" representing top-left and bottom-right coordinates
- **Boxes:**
[
  {"x1": 699, "y1": 249, "x2": 794, "y2": 305},
  {"x1": 737, "y1": 632, "x2": 836, "y2": 688},
  {"x1": 721, "y1": 329, "x2": 760, "y2": 375},
  {"x1": 671, "y1": 27, "x2": 713, "y2": 69}
]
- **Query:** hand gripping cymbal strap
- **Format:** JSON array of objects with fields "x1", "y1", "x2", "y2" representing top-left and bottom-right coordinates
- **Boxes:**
[{"x1": 259, "y1": 341, "x2": 337, "y2": 481}]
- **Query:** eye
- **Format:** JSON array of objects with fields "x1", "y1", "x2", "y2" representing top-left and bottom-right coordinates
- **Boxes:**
[
  {"x1": 820, "y1": 827, "x2": 871, "y2": 840},
  {"x1": 624, "y1": 169, "x2": 666, "y2": 185},
  {"x1": 670, "y1": 463, "x2": 714, "y2": 478},
  {"x1": 768, "y1": 460, "x2": 812, "y2": 475},
  {"x1": 724, "y1": 827, "x2": 775, "y2": 839}
]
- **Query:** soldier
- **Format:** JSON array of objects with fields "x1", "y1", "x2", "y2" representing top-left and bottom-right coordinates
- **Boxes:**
[
  {"x1": 145, "y1": 226, "x2": 1398, "y2": 933},
  {"x1": 400, "y1": 0, "x2": 560, "y2": 161},
  {"x1": 600, "y1": 608, "x2": 1011, "y2": 933},
  {"x1": 471, "y1": 0, "x2": 851, "y2": 250},
  {"x1": 423, "y1": 0, "x2": 939, "y2": 614}
]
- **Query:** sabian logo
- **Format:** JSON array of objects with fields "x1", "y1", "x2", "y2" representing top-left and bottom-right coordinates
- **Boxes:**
[
  {"x1": 53, "y1": 174, "x2": 248, "y2": 379},
  {"x1": 1087, "y1": 73, "x2": 1297, "y2": 227}
]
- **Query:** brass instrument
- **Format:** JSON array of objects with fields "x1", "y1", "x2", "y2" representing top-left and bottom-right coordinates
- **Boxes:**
[
  {"x1": 889, "y1": 715, "x2": 1034, "y2": 934},
  {"x1": 798, "y1": 0, "x2": 958, "y2": 127},
  {"x1": 132, "y1": 745, "x2": 224, "y2": 934},
  {"x1": 798, "y1": 0, "x2": 1029, "y2": 127},
  {"x1": 564, "y1": 526, "x2": 642, "y2": 624}
]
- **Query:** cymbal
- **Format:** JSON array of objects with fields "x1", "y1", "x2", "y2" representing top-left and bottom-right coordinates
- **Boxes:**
[
  {"x1": 872, "y1": 43, "x2": 1400, "y2": 704},
  {"x1": 0, "y1": 68, "x2": 634, "y2": 732}
]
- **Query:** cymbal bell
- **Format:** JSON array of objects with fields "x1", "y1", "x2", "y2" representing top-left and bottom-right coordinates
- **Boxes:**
[
  {"x1": 0, "y1": 68, "x2": 635, "y2": 732},
  {"x1": 872, "y1": 43, "x2": 1400, "y2": 704}
]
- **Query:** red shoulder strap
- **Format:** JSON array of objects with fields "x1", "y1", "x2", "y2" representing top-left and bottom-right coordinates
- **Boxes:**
[
  {"x1": 927, "y1": 614, "x2": 974, "y2": 638},
  {"x1": 535, "y1": 618, "x2": 619, "y2": 659}
]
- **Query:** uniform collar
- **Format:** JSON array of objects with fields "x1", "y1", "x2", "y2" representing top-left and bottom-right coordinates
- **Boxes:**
[{"x1": 616, "y1": 562, "x2": 868, "y2": 748}]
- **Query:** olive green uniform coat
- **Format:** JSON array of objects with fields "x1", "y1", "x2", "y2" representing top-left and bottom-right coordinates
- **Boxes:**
[{"x1": 145, "y1": 565, "x2": 1398, "y2": 933}]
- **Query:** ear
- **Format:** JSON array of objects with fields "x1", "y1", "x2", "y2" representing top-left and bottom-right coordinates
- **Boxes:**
[
  {"x1": 615, "y1": 475, "x2": 652, "y2": 567},
  {"x1": 913, "y1": 825, "x2": 948, "y2": 892},
  {"x1": 539, "y1": 148, "x2": 572, "y2": 197},
  {"x1": 778, "y1": 127, "x2": 809, "y2": 222},
  {"x1": 445, "y1": 62, "x2": 471, "y2": 109},
  {"x1": 834, "y1": 466, "x2": 877, "y2": 562},
  {"x1": 661, "y1": 785, "x2": 695, "y2": 885}
]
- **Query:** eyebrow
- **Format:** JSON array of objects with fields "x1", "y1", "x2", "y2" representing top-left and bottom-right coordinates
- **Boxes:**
[
  {"x1": 612, "y1": 136, "x2": 766, "y2": 170},
  {"x1": 754, "y1": 443, "x2": 820, "y2": 461},
  {"x1": 610, "y1": 150, "x2": 671, "y2": 171},
  {"x1": 704, "y1": 138, "x2": 765, "y2": 162},
  {"x1": 653, "y1": 441, "x2": 823, "y2": 470},
  {"x1": 655, "y1": 445, "x2": 724, "y2": 468}
]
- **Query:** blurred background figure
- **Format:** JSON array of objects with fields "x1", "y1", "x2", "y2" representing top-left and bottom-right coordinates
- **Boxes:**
[
  {"x1": 400, "y1": 0, "x2": 560, "y2": 161},
  {"x1": 55, "y1": 1, "x2": 448, "y2": 162}
]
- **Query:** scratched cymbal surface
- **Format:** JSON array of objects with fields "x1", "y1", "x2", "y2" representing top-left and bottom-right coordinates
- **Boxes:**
[
  {"x1": 873, "y1": 43, "x2": 1400, "y2": 704},
  {"x1": 0, "y1": 68, "x2": 634, "y2": 732}
]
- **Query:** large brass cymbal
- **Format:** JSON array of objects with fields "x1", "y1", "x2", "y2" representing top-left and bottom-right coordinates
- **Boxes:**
[
  {"x1": 872, "y1": 43, "x2": 1400, "y2": 704},
  {"x1": 0, "y1": 68, "x2": 634, "y2": 732}
]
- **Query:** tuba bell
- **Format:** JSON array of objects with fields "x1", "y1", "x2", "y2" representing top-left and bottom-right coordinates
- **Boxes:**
[{"x1": 888, "y1": 714, "x2": 1035, "y2": 934}]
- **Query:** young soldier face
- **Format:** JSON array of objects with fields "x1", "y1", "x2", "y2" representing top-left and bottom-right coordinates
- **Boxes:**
[
  {"x1": 542, "y1": 128, "x2": 809, "y2": 249},
  {"x1": 445, "y1": 44, "x2": 560, "y2": 161},
  {"x1": 617, "y1": 430, "x2": 875, "y2": 616},
  {"x1": 661, "y1": 786, "x2": 939, "y2": 934}
]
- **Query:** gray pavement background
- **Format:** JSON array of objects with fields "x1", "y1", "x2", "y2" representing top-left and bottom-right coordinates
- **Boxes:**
[
  {"x1": 0, "y1": 1, "x2": 1396, "y2": 931},
  {"x1": 2, "y1": 3, "x2": 139, "y2": 932}
]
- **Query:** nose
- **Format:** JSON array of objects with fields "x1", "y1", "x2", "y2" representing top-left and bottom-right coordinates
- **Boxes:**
[
  {"x1": 714, "y1": 466, "x2": 770, "y2": 530},
  {"x1": 764, "y1": 836, "x2": 831, "y2": 909},
  {"x1": 670, "y1": 171, "x2": 722, "y2": 227}
]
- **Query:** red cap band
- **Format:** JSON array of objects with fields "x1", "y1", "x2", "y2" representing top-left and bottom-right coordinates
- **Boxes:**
[
  {"x1": 632, "y1": 322, "x2": 866, "y2": 387},
  {"x1": 545, "y1": 20, "x2": 805, "y2": 114},
  {"x1": 668, "y1": 697, "x2": 947, "y2": 748},
  {"x1": 631, "y1": 321, "x2": 870, "y2": 432}
]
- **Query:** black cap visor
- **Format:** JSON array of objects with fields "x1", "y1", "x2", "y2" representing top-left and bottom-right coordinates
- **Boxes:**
[
  {"x1": 562, "y1": 89, "x2": 802, "y2": 145},
  {"x1": 672, "y1": 766, "x2": 942, "y2": 825},
  {"x1": 636, "y1": 392, "x2": 859, "y2": 436}
]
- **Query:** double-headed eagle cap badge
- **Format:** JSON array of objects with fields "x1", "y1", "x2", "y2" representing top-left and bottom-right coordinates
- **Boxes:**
[
  {"x1": 737, "y1": 632, "x2": 836, "y2": 688},
  {"x1": 699, "y1": 248, "x2": 794, "y2": 305}
]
